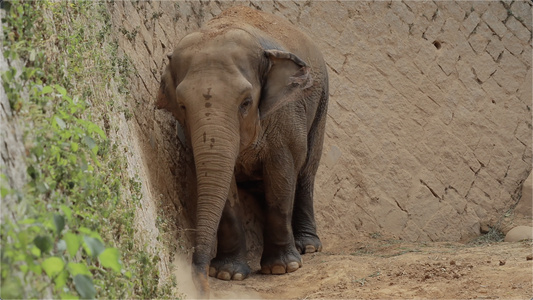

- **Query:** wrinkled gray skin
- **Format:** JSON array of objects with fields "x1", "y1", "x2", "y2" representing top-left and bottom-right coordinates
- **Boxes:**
[{"x1": 156, "y1": 6, "x2": 328, "y2": 297}]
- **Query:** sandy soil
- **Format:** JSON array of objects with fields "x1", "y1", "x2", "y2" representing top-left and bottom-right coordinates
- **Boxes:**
[{"x1": 171, "y1": 232, "x2": 533, "y2": 299}]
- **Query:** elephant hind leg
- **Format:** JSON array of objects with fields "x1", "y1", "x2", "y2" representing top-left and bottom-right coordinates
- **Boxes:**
[
  {"x1": 209, "y1": 178, "x2": 251, "y2": 281},
  {"x1": 293, "y1": 174, "x2": 322, "y2": 254},
  {"x1": 292, "y1": 90, "x2": 327, "y2": 254}
]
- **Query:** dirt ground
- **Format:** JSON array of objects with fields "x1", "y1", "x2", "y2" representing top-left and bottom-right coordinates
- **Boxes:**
[{"x1": 171, "y1": 232, "x2": 533, "y2": 299}]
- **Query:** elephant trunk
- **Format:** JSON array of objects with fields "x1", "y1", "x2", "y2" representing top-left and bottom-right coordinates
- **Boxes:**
[{"x1": 189, "y1": 111, "x2": 240, "y2": 296}]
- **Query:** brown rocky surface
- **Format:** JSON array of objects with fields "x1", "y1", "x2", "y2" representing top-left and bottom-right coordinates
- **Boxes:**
[{"x1": 99, "y1": 1, "x2": 532, "y2": 298}]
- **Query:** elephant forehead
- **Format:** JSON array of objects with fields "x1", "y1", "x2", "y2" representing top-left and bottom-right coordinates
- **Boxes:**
[
  {"x1": 179, "y1": 28, "x2": 257, "y2": 52},
  {"x1": 176, "y1": 73, "x2": 252, "y2": 103},
  {"x1": 178, "y1": 29, "x2": 260, "y2": 64}
]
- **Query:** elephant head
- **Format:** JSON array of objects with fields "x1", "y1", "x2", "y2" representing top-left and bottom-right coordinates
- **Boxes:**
[{"x1": 156, "y1": 27, "x2": 313, "y2": 295}]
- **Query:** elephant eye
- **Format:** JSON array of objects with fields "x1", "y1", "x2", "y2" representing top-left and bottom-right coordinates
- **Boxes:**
[
  {"x1": 239, "y1": 97, "x2": 252, "y2": 115},
  {"x1": 178, "y1": 100, "x2": 186, "y2": 111}
]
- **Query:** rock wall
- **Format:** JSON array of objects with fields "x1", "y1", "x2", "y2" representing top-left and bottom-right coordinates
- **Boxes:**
[
  {"x1": 0, "y1": 19, "x2": 27, "y2": 222},
  {"x1": 106, "y1": 0, "x2": 532, "y2": 256}
]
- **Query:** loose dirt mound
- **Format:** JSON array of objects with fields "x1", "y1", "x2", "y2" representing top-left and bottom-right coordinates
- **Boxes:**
[{"x1": 105, "y1": 1, "x2": 532, "y2": 298}]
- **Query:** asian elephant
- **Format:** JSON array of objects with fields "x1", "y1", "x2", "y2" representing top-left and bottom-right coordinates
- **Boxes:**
[{"x1": 156, "y1": 6, "x2": 328, "y2": 296}]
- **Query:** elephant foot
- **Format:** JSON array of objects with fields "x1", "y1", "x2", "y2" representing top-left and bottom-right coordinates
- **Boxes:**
[
  {"x1": 260, "y1": 245, "x2": 302, "y2": 275},
  {"x1": 209, "y1": 255, "x2": 251, "y2": 281},
  {"x1": 295, "y1": 234, "x2": 322, "y2": 254}
]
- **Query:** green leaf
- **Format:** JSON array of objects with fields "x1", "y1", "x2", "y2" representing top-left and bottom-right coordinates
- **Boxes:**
[
  {"x1": 73, "y1": 274, "x2": 96, "y2": 299},
  {"x1": 64, "y1": 232, "x2": 80, "y2": 257},
  {"x1": 71, "y1": 142, "x2": 79, "y2": 152},
  {"x1": 98, "y1": 247, "x2": 121, "y2": 272},
  {"x1": 41, "y1": 85, "x2": 53, "y2": 95},
  {"x1": 60, "y1": 204, "x2": 72, "y2": 221},
  {"x1": 55, "y1": 116, "x2": 66, "y2": 129},
  {"x1": 54, "y1": 214, "x2": 65, "y2": 236},
  {"x1": 124, "y1": 270, "x2": 132, "y2": 279},
  {"x1": 29, "y1": 261, "x2": 42, "y2": 275},
  {"x1": 67, "y1": 262, "x2": 91, "y2": 277},
  {"x1": 82, "y1": 135, "x2": 97, "y2": 151},
  {"x1": 55, "y1": 84, "x2": 67, "y2": 97},
  {"x1": 17, "y1": 230, "x2": 29, "y2": 247},
  {"x1": 79, "y1": 227, "x2": 102, "y2": 240},
  {"x1": 1, "y1": 186, "x2": 9, "y2": 198},
  {"x1": 83, "y1": 236, "x2": 105, "y2": 258},
  {"x1": 42, "y1": 257, "x2": 65, "y2": 278},
  {"x1": 55, "y1": 269, "x2": 68, "y2": 290},
  {"x1": 34, "y1": 235, "x2": 53, "y2": 254},
  {"x1": 88, "y1": 123, "x2": 106, "y2": 139},
  {"x1": 20, "y1": 218, "x2": 37, "y2": 225},
  {"x1": 30, "y1": 245, "x2": 41, "y2": 257}
]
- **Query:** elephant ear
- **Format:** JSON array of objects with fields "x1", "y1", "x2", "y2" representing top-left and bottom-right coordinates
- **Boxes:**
[
  {"x1": 155, "y1": 52, "x2": 177, "y2": 110},
  {"x1": 259, "y1": 49, "x2": 313, "y2": 119}
]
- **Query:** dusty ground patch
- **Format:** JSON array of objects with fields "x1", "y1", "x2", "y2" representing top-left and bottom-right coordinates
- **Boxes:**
[{"x1": 207, "y1": 235, "x2": 532, "y2": 299}]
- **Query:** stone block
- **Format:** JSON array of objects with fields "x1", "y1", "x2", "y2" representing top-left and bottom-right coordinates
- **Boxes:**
[
  {"x1": 468, "y1": 32, "x2": 489, "y2": 54},
  {"x1": 423, "y1": 14, "x2": 446, "y2": 42},
  {"x1": 462, "y1": 11, "x2": 481, "y2": 36},
  {"x1": 492, "y1": 67, "x2": 520, "y2": 93},
  {"x1": 506, "y1": 16, "x2": 532, "y2": 42},
  {"x1": 510, "y1": 0, "x2": 533, "y2": 31},
  {"x1": 502, "y1": 31, "x2": 524, "y2": 55},
  {"x1": 518, "y1": 69, "x2": 532, "y2": 105},
  {"x1": 514, "y1": 172, "x2": 533, "y2": 218},
  {"x1": 337, "y1": 25, "x2": 361, "y2": 55},
  {"x1": 515, "y1": 120, "x2": 532, "y2": 147},
  {"x1": 485, "y1": 37, "x2": 504, "y2": 61},
  {"x1": 438, "y1": 1, "x2": 467, "y2": 23},
  {"x1": 410, "y1": 0, "x2": 438, "y2": 20},
  {"x1": 472, "y1": 52, "x2": 496, "y2": 82},
  {"x1": 481, "y1": 77, "x2": 507, "y2": 105},
  {"x1": 520, "y1": 46, "x2": 532, "y2": 68},
  {"x1": 471, "y1": 1, "x2": 490, "y2": 15},
  {"x1": 391, "y1": 1, "x2": 415, "y2": 24},
  {"x1": 437, "y1": 47, "x2": 459, "y2": 76},
  {"x1": 482, "y1": 10, "x2": 508, "y2": 37},
  {"x1": 488, "y1": 1, "x2": 510, "y2": 21},
  {"x1": 499, "y1": 50, "x2": 528, "y2": 83}
]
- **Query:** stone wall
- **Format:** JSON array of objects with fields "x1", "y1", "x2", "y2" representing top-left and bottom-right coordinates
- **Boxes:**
[
  {"x1": 107, "y1": 0, "x2": 532, "y2": 245},
  {"x1": 0, "y1": 18, "x2": 27, "y2": 222}
]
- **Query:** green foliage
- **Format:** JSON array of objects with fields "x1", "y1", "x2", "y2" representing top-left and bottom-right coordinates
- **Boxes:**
[{"x1": 1, "y1": 1, "x2": 174, "y2": 299}]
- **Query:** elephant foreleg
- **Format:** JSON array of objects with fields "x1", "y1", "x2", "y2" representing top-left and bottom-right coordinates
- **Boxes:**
[
  {"x1": 260, "y1": 151, "x2": 303, "y2": 275},
  {"x1": 209, "y1": 176, "x2": 250, "y2": 281}
]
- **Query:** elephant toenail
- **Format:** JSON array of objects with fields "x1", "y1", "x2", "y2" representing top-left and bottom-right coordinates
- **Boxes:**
[
  {"x1": 233, "y1": 273, "x2": 244, "y2": 281},
  {"x1": 271, "y1": 265, "x2": 286, "y2": 274},
  {"x1": 217, "y1": 271, "x2": 231, "y2": 281},
  {"x1": 305, "y1": 245, "x2": 317, "y2": 253},
  {"x1": 261, "y1": 266, "x2": 272, "y2": 274},
  {"x1": 287, "y1": 262, "x2": 300, "y2": 272},
  {"x1": 209, "y1": 267, "x2": 217, "y2": 277}
]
